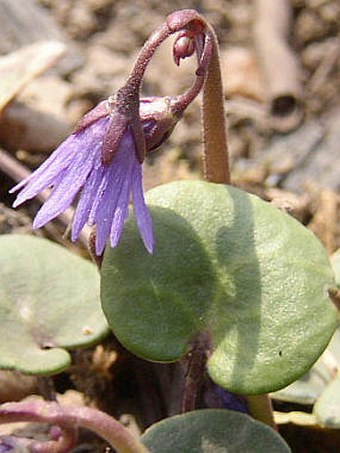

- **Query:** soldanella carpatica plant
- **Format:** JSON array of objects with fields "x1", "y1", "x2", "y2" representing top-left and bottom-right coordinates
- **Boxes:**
[{"x1": 0, "y1": 9, "x2": 337, "y2": 453}]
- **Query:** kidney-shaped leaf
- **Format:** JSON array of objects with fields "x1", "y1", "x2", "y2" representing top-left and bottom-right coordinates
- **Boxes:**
[
  {"x1": 272, "y1": 325, "x2": 340, "y2": 405},
  {"x1": 101, "y1": 181, "x2": 337, "y2": 394},
  {"x1": 0, "y1": 235, "x2": 108, "y2": 375},
  {"x1": 141, "y1": 409, "x2": 290, "y2": 452},
  {"x1": 271, "y1": 359, "x2": 332, "y2": 406}
]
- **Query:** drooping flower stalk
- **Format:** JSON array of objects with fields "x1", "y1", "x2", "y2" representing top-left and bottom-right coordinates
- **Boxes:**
[
  {"x1": 201, "y1": 25, "x2": 230, "y2": 184},
  {"x1": 10, "y1": 9, "x2": 229, "y2": 256},
  {"x1": 11, "y1": 10, "x2": 214, "y2": 256},
  {"x1": 166, "y1": 9, "x2": 230, "y2": 184}
]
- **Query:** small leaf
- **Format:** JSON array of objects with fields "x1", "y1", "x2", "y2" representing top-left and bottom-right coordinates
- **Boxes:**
[
  {"x1": 141, "y1": 409, "x2": 290, "y2": 452},
  {"x1": 0, "y1": 235, "x2": 108, "y2": 375},
  {"x1": 314, "y1": 376, "x2": 340, "y2": 428},
  {"x1": 101, "y1": 181, "x2": 337, "y2": 394}
]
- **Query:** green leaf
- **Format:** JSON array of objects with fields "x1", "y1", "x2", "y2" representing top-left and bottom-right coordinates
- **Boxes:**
[
  {"x1": 314, "y1": 376, "x2": 340, "y2": 428},
  {"x1": 272, "y1": 325, "x2": 340, "y2": 405},
  {"x1": 0, "y1": 235, "x2": 109, "y2": 375},
  {"x1": 101, "y1": 181, "x2": 337, "y2": 394},
  {"x1": 271, "y1": 359, "x2": 331, "y2": 406},
  {"x1": 141, "y1": 409, "x2": 290, "y2": 452}
]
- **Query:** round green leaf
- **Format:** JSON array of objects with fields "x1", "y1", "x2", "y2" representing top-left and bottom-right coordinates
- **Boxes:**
[
  {"x1": 0, "y1": 235, "x2": 109, "y2": 375},
  {"x1": 271, "y1": 361, "x2": 331, "y2": 406},
  {"x1": 141, "y1": 409, "x2": 290, "y2": 452},
  {"x1": 314, "y1": 376, "x2": 340, "y2": 428},
  {"x1": 101, "y1": 181, "x2": 337, "y2": 394},
  {"x1": 272, "y1": 326, "x2": 340, "y2": 405}
]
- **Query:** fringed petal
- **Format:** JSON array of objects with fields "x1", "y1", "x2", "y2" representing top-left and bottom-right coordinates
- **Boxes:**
[
  {"x1": 71, "y1": 159, "x2": 105, "y2": 242},
  {"x1": 12, "y1": 117, "x2": 109, "y2": 208},
  {"x1": 94, "y1": 133, "x2": 135, "y2": 254},
  {"x1": 109, "y1": 165, "x2": 132, "y2": 250},
  {"x1": 11, "y1": 138, "x2": 76, "y2": 207},
  {"x1": 33, "y1": 141, "x2": 98, "y2": 228}
]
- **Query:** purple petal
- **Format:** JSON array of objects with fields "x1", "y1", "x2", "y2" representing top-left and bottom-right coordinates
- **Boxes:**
[
  {"x1": 131, "y1": 162, "x2": 154, "y2": 253},
  {"x1": 109, "y1": 167, "x2": 132, "y2": 249},
  {"x1": 94, "y1": 168, "x2": 125, "y2": 255},
  {"x1": 94, "y1": 134, "x2": 135, "y2": 254},
  {"x1": 11, "y1": 137, "x2": 76, "y2": 206},
  {"x1": 33, "y1": 140, "x2": 98, "y2": 228},
  {"x1": 87, "y1": 167, "x2": 111, "y2": 227},
  {"x1": 71, "y1": 161, "x2": 105, "y2": 242},
  {"x1": 11, "y1": 117, "x2": 109, "y2": 208},
  {"x1": 11, "y1": 109, "x2": 155, "y2": 254}
]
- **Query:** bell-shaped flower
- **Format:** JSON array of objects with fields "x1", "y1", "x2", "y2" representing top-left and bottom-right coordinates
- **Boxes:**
[
  {"x1": 11, "y1": 97, "x2": 178, "y2": 256},
  {"x1": 11, "y1": 9, "x2": 213, "y2": 256}
]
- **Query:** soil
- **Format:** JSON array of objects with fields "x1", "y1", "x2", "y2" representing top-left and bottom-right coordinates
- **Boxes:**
[{"x1": 0, "y1": 0, "x2": 339, "y2": 451}]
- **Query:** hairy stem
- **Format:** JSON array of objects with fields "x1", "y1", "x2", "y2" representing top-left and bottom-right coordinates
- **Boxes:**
[
  {"x1": 202, "y1": 28, "x2": 230, "y2": 184},
  {"x1": 126, "y1": 23, "x2": 171, "y2": 90}
]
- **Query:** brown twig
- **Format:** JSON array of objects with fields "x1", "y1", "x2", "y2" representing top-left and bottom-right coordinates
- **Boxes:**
[{"x1": 254, "y1": 0, "x2": 304, "y2": 133}]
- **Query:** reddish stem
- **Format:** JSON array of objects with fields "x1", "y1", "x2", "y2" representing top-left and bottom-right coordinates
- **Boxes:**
[
  {"x1": 182, "y1": 332, "x2": 211, "y2": 413},
  {"x1": 0, "y1": 401, "x2": 149, "y2": 453},
  {"x1": 202, "y1": 28, "x2": 230, "y2": 184}
]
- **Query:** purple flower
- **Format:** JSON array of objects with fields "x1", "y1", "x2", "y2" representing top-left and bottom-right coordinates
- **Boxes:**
[
  {"x1": 11, "y1": 97, "x2": 178, "y2": 256},
  {"x1": 10, "y1": 8, "x2": 211, "y2": 256},
  {"x1": 0, "y1": 436, "x2": 32, "y2": 452}
]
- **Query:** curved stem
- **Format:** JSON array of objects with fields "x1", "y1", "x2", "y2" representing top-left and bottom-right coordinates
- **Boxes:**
[
  {"x1": 126, "y1": 23, "x2": 171, "y2": 90},
  {"x1": 124, "y1": 10, "x2": 211, "y2": 118},
  {"x1": 171, "y1": 74, "x2": 205, "y2": 118},
  {"x1": 202, "y1": 28, "x2": 230, "y2": 184},
  {"x1": 170, "y1": 33, "x2": 213, "y2": 118},
  {"x1": 0, "y1": 401, "x2": 149, "y2": 453},
  {"x1": 31, "y1": 426, "x2": 77, "y2": 453},
  {"x1": 116, "y1": 12, "x2": 209, "y2": 163}
]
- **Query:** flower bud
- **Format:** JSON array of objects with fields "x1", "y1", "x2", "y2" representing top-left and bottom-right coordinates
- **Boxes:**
[
  {"x1": 140, "y1": 97, "x2": 180, "y2": 152},
  {"x1": 173, "y1": 32, "x2": 196, "y2": 66}
]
